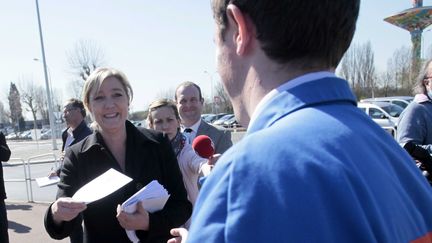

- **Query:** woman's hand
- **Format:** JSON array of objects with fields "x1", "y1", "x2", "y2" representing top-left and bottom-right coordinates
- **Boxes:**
[
  {"x1": 167, "y1": 228, "x2": 188, "y2": 243},
  {"x1": 51, "y1": 197, "x2": 87, "y2": 225},
  {"x1": 116, "y1": 202, "x2": 149, "y2": 230}
]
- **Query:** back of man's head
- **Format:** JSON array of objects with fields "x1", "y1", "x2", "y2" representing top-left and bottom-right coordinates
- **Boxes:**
[{"x1": 212, "y1": 0, "x2": 360, "y2": 69}]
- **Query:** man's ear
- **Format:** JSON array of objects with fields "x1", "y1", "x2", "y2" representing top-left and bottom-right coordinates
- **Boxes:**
[{"x1": 226, "y1": 4, "x2": 253, "y2": 56}]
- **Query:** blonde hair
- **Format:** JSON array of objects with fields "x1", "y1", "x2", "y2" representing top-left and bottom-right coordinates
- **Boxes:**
[
  {"x1": 82, "y1": 67, "x2": 133, "y2": 109},
  {"x1": 147, "y1": 98, "x2": 180, "y2": 126},
  {"x1": 82, "y1": 67, "x2": 133, "y2": 129}
]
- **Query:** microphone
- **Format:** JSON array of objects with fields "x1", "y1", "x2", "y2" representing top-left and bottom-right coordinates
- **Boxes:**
[{"x1": 192, "y1": 135, "x2": 215, "y2": 159}]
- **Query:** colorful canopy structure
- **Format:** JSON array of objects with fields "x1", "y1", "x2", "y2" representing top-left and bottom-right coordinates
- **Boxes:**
[
  {"x1": 384, "y1": 7, "x2": 432, "y2": 32},
  {"x1": 384, "y1": 3, "x2": 432, "y2": 71}
]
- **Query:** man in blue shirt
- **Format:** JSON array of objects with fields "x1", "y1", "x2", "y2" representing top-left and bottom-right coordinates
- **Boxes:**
[{"x1": 169, "y1": 0, "x2": 432, "y2": 242}]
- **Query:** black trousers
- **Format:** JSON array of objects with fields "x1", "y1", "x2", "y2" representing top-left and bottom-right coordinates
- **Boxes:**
[{"x1": 0, "y1": 200, "x2": 9, "y2": 243}]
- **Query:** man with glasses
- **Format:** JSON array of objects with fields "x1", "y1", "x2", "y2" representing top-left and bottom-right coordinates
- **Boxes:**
[
  {"x1": 398, "y1": 60, "x2": 432, "y2": 183},
  {"x1": 60, "y1": 98, "x2": 92, "y2": 152},
  {"x1": 49, "y1": 98, "x2": 92, "y2": 243}
]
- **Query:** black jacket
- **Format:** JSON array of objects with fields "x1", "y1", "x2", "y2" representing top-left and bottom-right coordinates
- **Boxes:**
[
  {"x1": 0, "y1": 132, "x2": 11, "y2": 200},
  {"x1": 61, "y1": 120, "x2": 93, "y2": 152},
  {"x1": 44, "y1": 121, "x2": 192, "y2": 243}
]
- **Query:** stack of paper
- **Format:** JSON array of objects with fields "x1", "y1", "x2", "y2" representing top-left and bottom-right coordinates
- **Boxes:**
[{"x1": 121, "y1": 180, "x2": 170, "y2": 243}]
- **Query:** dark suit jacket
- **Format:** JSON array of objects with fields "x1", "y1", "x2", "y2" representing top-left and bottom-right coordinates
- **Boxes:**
[
  {"x1": 61, "y1": 120, "x2": 93, "y2": 152},
  {"x1": 0, "y1": 132, "x2": 11, "y2": 200},
  {"x1": 197, "y1": 120, "x2": 232, "y2": 154},
  {"x1": 44, "y1": 121, "x2": 192, "y2": 243}
]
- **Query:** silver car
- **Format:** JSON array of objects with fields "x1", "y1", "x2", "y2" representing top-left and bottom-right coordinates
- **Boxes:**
[
  {"x1": 357, "y1": 101, "x2": 404, "y2": 136},
  {"x1": 360, "y1": 96, "x2": 413, "y2": 109}
]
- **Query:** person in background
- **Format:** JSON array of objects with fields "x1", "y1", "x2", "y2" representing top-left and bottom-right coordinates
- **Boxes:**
[
  {"x1": 48, "y1": 98, "x2": 92, "y2": 243},
  {"x1": 169, "y1": 0, "x2": 432, "y2": 242},
  {"x1": 44, "y1": 67, "x2": 191, "y2": 243},
  {"x1": 175, "y1": 81, "x2": 232, "y2": 153},
  {"x1": 50, "y1": 98, "x2": 92, "y2": 176},
  {"x1": 61, "y1": 99, "x2": 93, "y2": 152},
  {"x1": 147, "y1": 98, "x2": 215, "y2": 228},
  {"x1": 0, "y1": 132, "x2": 11, "y2": 243},
  {"x1": 398, "y1": 60, "x2": 432, "y2": 151},
  {"x1": 397, "y1": 60, "x2": 432, "y2": 182}
]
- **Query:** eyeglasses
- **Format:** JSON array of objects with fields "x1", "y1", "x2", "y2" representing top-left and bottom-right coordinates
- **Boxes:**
[{"x1": 63, "y1": 107, "x2": 78, "y2": 113}]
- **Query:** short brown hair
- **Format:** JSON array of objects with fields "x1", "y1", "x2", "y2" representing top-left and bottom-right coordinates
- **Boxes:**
[
  {"x1": 64, "y1": 98, "x2": 86, "y2": 117},
  {"x1": 174, "y1": 81, "x2": 203, "y2": 102},
  {"x1": 212, "y1": 0, "x2": 360, "y2": 69}
]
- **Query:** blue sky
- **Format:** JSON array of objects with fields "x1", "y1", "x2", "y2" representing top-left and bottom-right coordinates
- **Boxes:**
[{"x1": 0, "y1": 0, "x2": 429, "y2": 115}]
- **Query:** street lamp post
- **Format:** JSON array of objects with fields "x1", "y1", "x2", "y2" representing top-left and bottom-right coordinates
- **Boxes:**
[
  {"x1": 204, "y1": 71, "x2": 215, "y2": 114},
  {"x1": 35, "y1": 0, "x2": 58, "y2": 150}
]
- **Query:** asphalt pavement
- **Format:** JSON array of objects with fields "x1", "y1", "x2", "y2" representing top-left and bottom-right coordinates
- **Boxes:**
[{"x1": 4, "y1": 138, "x2": 67, "y2": 242}]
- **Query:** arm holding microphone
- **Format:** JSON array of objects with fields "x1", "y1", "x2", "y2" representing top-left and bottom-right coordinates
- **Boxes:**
[
  {"x1": 403, "y1": 141, "x2": 432, "y2": 184},
  {"x1": 192, "y1": 135, "x2": 222, "y2": 176}
]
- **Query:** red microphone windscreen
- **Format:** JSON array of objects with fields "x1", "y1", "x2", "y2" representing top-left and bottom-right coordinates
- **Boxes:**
[{"x1": 192, "y1": 135, "x2": 215, "y2": 159}]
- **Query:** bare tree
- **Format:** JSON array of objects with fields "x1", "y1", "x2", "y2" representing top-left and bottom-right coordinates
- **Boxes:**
[
  {"x1": 214, "y1": 82, "x2": 233, "y2": 114},
  {"x1": 34, "y1": 86, "x2": 48, "y2": 123},
  {"x1": 19, "y1": 79, "x2": 40, "y2": 134},
  {"x1": 338, "y1": 41, "x2": 376, "y2": 99},
  {"x1": 155, "y1": 87, "x2": 176, "y2": 101},
  {"x1": 393, "y1": 46, "x2": 412, "y2": 91},
  {"x1": 376, "y1": 70, "x2": 395, "y2": 97},
  {"x1": 67, "y1": 39, "x2": 107, "y2": 97},
  {"x1": 67, "y1": 79, "x2": 84, "y2": 99},
  {"x1": 339, "y1": 43, "x2": 359, "y2": 88}
]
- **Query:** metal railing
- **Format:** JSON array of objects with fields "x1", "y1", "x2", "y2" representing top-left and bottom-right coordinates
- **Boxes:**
[
  {"x1": 4, "y1": 153, "x2": 58, "y2": 202},
  {"x1": 4, "y1": 158, "x2": 30, "y2": 202},
  {"x1": 26, "y1": 153, "x2": 58, "y2": 202}
]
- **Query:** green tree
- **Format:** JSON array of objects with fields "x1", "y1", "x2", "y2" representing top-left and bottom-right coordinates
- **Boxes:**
[{"x1": 8, "y1": 82, "x2": 23, "y2": 132}]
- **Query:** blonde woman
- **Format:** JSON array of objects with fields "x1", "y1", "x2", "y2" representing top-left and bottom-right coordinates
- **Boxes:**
[{"x1": 44, "y1": 68, "x2": 191, "y2": 243}]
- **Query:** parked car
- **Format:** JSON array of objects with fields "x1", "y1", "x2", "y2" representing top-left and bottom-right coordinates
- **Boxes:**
[
  {"x1": 201, "y1": 114, "x2": 213, "y2": 121},
  {"x1": 222, "y1": 116, "x2": 241, "y2": 128},
  {"x1": 40, "y1": 129, "x2": 51, "y2": 140},
  {"x1": 204, "y1": 113, "x2": 228, "y2": 124},
  {"x1": 19, "y1": 130, "x2": 32, "y2": 140},
  {"x1": 360, "y1": 96, "x2": 413, "y2": 109},
  {"x1": 6, "y1": 132, "x2": 19, "y2": 140},
  {"x1": 357, "y1": 101, "x2": 404, "y2": 136},
  {"x1": 213, "y1": 114, "x2": 235, "y2": 126}
]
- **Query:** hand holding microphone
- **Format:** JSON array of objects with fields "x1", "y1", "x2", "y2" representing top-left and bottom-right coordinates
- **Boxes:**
[
  {"x1": 192, "y1": 135, "x2": 221, "y2": 168},
  {"x1": 192, "y1": 135, "x2": 215, "y2": 159}
]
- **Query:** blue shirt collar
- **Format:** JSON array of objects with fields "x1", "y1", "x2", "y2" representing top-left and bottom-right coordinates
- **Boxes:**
[{"x1": 247, "y1": 73, "x2": 357, "y2": 134}]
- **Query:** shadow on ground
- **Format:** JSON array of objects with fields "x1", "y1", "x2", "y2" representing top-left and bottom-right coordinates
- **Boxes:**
[
  {"x1": 6, "y1": 203, "x2": 33, "y2": 233},
  {"x1": 6, "y1": 204, "x2": 32, "y2": 211},
  {"x1": 8, "y1": 220, "x2": 31, "y2": 233}
]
